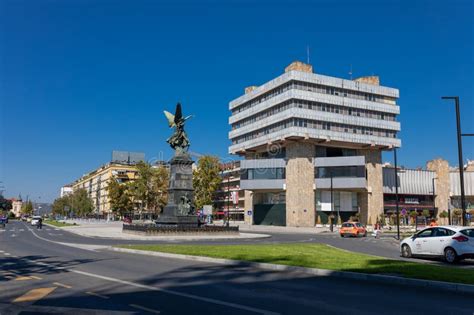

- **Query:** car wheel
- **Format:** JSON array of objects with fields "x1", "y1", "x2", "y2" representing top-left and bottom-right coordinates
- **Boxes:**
[
  {"x1": 401, "y1": 244, "x2": 412, "y2": 258},
  {"x1": 340, "y1": 234, "x2": 345, "y2": 238},
  {"x1": 363, "y1": 232, "x2": 367, "y2": 237},
  {"x1": 444, "y1": 247, "x2": 458, "y2": 264}
]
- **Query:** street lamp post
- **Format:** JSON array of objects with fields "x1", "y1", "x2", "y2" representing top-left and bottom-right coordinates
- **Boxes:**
[
  {"x1": 393, "y1": 148, "x2": 400, "y2": 240},
  {"x1": 432, "y1": 177, "x2": 437, "y2": 219},
  {"x1": 330, "y1": 170, "x2": 334, "y2": 233},
  {"x1": 441, "y1": 96, "x2": 471, "y2": 226}
]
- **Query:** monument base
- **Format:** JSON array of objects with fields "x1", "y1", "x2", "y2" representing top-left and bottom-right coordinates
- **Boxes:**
[{"x1": 155, "y1": 214, "x2": 198, "y2": 227}]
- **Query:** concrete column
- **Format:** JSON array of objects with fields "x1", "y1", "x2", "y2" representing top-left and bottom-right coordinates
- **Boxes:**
[
  {"x1": 358, "y1": 149, "x2": 383, "y2": 225},
  {"x1": 243, "y1": 190, "x2": 254, "y2": 225},
  {"x1": 426, "y1": 159, "x2": 450, "y2": 219},
  {"x1": 285, "y1": 142, "x2": 315, "y2": 227}
]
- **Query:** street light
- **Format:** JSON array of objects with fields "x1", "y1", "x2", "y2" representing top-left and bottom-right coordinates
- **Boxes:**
[
  {"x1": 441, "y1": 96, "x2": 473, "y2": 226},
  {"x1": 329, "y1": 170, "x2": 334, "y2": 233},
  {"x1": 393, "y1": 148, "x2": 400, "y2": 240},
  {"x1": 432, "y1": 177, "x2": 437, "y2": 220}
]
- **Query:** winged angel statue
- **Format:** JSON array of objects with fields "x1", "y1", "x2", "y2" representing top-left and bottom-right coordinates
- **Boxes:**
[{"x1": 164, "y1": 103, "x2": 192, "y2": 154}]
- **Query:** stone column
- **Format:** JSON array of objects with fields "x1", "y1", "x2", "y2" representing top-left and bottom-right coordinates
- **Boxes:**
[
  {"x1": 285, "y1": 142, "x2": 315, "y2": 227},
  {"x1": 243, "y1": 190, "x2": 254, "y2": 225},
  {"x1": 426, "y1": 159, "x2": 450, "y2": 219},
  {"x1": 358, "y1": 149, "x2": 383, "y2": 225}
]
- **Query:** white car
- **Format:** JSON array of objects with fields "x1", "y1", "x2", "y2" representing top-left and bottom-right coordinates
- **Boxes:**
[
  {"x1": 400, "y1": 226, "x2": 474, "y2": 263},
  {"x1": 31, "y1": 216, "x2": 42, "y2": 226}
]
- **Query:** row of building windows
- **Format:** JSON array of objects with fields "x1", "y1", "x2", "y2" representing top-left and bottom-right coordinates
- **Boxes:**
[
  {"x1": 240, "y1": 168, "x2": 286, "y2": 180},
  {"x1": 240, "y1": 166, "x2": 365, "y2": 180},
  {"x1": 231, "y1": 99, "x2": 396, "y2": 130},
  {"x1": 315, "y1": 166, "x2": 366, "y2": 179},
  {"x1": 232, "y1": 118, "x2": 397, "y2": 145},
  {"x1": 232, "y1": 80, "x2": 397, "y2": 114}
]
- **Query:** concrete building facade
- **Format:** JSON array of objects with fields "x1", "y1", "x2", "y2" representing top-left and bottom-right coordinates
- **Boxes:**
[{"x1": 229, "y1": 61, "x2": 401, "y2": 226}]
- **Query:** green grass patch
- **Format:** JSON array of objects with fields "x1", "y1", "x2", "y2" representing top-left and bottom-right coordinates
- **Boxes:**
[
  {"x1": 116, "y1": 243, "x2": 474, "y2": 285},
  {"x1": 44, "y1": 220, "x2": 77, "y2": 227}
]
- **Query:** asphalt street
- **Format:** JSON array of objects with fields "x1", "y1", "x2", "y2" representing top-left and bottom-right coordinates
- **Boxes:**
[{"x1": 1, "y1": 220, "x2": 473, "y2": 314}]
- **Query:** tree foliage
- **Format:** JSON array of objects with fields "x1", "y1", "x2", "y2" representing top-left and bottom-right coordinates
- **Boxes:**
[
  {"x1": 107, "y1": 177, "x2": 133, "y2": 216},
  {"x1": 51, "y1": 188, "x2": 94, "y2": 217},
  {"x1": 0, "y1": 195, "x2": 12, "y2": 212},
  {"x1": 193, "y1": 155, "x2": 222, "y2": 210},
  {"x1": 107, "y1": 162, "x2": 169, "y2": 216},
  {"x1": 21, "y1": 201, "x2": 34, "y2": 215}
]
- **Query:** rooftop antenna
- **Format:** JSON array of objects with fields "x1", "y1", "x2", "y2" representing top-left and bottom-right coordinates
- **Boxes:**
[
  {"x1": 306, "y1": 45, "x2": 310, "y2": 64},
  {"x1": 349, "y1": 64, "x2": 353, "y2": 80}
]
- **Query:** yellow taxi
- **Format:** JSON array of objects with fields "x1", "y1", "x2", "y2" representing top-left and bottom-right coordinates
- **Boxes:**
[{"x1": 339, "y1": 221, "x2": 367, "y2": 238}]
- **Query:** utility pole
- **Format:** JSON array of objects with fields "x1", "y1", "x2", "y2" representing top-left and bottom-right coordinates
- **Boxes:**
[
  {"x1": 441, "y1": 96, "x2": 472, "y2": 226},
  {"x1": 330, "y1": 170, "x2": 334, "y2": 232},
  {"x1": 394, "y1": 148, "x2": 400, "y2": 240}
]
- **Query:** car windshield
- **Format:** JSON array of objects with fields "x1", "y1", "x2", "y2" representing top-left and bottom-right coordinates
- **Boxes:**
[
  {"x1": 342, "y1": 223, "x2": 353, "y2": 228},
  {"x1": 460, "y1": 229, "x2": 474, "y2": 238},
  {"x1": 355, "y1": 223, "x2": 363, "y2": 227}
]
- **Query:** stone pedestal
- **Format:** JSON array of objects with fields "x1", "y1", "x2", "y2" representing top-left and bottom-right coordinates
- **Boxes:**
[{"x1": 156, "y1": 153, "x2": 198, "y2": 227}]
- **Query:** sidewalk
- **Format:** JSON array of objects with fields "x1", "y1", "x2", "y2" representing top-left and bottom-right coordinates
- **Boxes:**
[{"x1": 57, "y1": 220, "x2": 270, "y2": 241}]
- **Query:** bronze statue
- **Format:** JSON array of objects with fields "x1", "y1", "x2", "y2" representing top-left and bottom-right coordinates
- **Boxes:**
[{"x1": 164, "y1": 103, "x2": 192, "y2": 154}]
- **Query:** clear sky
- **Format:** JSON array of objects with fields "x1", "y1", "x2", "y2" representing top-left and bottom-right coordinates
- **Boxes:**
[{"x1": 1, "y1": 0, "x2": 473, "y2": 203}]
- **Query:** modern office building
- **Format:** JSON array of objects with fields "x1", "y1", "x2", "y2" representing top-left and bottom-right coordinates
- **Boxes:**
[{"x1": 229, "y1": 61, "x2": 401, "y2": 226}]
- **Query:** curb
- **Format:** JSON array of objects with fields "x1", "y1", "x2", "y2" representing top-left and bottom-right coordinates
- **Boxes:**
[{"x1": 109, "y1": 247, "x2": 474, "y2": 295}]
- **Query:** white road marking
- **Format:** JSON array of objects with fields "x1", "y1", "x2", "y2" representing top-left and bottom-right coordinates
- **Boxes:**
[
  {"x1": 4, "y1": 253, "x2": 11, "y2": 256},
  {"x1": 85, "y1": 291, "x2": 109, "y2": 299},
  {"x1": 22, "y1": 258, "x2": 279, "y2": 315},
  {"x1": 0, "y1": 250, "x2": 4, "y2": 253},
  {"x1": 129, "y1": 304, "x2": 160, "y2": 314},
  {"x1": 10, "y1": 234, "x2": 16, "y2": 238},
  {"x1": 19, "y1": 229, "x2": 24, "y2": 231}
]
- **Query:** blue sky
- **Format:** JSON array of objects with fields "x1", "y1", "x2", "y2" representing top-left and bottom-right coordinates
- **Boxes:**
[{"x1": 1, "y1": 0, "x2": 473, "y2": 202}]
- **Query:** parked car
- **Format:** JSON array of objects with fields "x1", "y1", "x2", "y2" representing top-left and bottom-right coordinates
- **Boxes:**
[
  {"x1": 31, "y1": 216, "x2": 42, "y2": 226},
  {"x1": 123, "y1": 217, "x2": 132, "y2": 225},
  {"x1": 339, "y1": 222, "x2": 367, "y2": 237},
  {"x1": 400, "y1": 226, "x2": 474, "y2": 263}
]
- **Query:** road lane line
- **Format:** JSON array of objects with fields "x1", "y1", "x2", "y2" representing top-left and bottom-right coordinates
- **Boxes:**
[
  {"x1": 23, "y1": 258, "x2": 279, "y2": 315},
  {"x1": 85, "y1": 291, "x2": 109, "y2": 299},
  {"x1": 30, "y1": 276, "x2": 42, "y2": 280},
  {"x1": 13, "y1": 287, "x2": 57, "y2": 303},
  {"x1": 53, "y1": 282, "x2": 72, "y2": 289},
  {"x1": 14, "y1": 276, "x2": 35, "y2": 281},
  {"x1": 129, "y1": 304, "x2": 161, "y2": 314}
]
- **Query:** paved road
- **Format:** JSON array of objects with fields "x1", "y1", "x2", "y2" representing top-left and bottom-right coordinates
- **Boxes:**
[
  {"x1": 1, "y1": 221, "x2": 473, "y2": 314},
  {"x1": 5, "y1": 221, "x2": 474, "y2": 266}
]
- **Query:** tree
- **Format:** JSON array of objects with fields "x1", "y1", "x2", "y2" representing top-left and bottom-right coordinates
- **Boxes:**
[
  {"x1": 193, "y1": 155, "x2": 222, "y2": 210},
  {"x1": 70, "y1": 188, "x2": 94, "y2": 217},
  {"x1": 128, "y1": 162, "x2": 154, "y2": 213},
  {"x1": 148, "y1": 165, "x2": 169, "y2": 213},
  {"x1": 0, "y1": 195, "x2": 12, "y2": 212},
  {"x1": 21, "y1": 201, "x2": 34, "y2": 215},
  {"x1": 422, "y1": 209, "x2": 430, "y2": 218},
  {"x1": 52, "y1": 196, "x2": 71, "y2": 217},
  {"x1": 107, "y1": 177, "x2": 133, "y2": 217},
  {"x1": 126, "y1": 162, "x2": 169, "y2": 215}
]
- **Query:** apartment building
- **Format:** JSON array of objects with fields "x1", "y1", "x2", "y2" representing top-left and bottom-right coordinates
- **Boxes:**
[
  {"x1": 214, "y1": 161, "x2": 245, "y2": 220},
  {"x1": 72, "y1": 162, "x2": 139, "y2": 216},
  {"x1": 229, "y1": 61, "x2": 401, "y2": 226}
]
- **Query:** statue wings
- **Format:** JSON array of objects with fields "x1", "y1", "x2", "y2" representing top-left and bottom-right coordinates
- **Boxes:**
[{"x1": 164, "y1": 103, "x2": 192, "y2": 128}]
